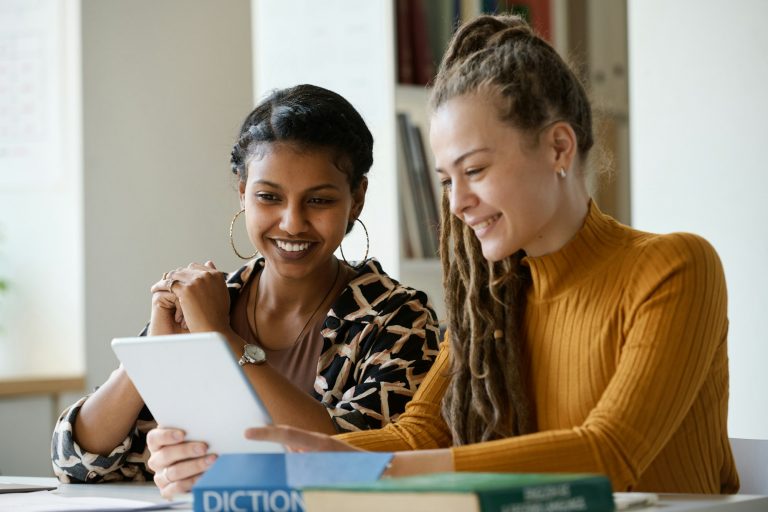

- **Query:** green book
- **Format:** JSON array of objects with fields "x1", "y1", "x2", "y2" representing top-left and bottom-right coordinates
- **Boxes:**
[{"x1": 303, "y1": 472, "x2": 615, "y2": 512}]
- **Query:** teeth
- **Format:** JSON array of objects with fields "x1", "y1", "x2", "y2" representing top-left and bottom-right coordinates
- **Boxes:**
[
  {"x1": 472, "y1": 215, "x2": 499, "y2": 231},
  {"x1": 275, "y1": 240, "x2": 311, "y2": 252}
]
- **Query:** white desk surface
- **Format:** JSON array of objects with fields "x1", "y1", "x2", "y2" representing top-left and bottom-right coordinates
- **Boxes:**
[{"x1": 1, "y1": 476, "x2": 767, "y2": 511}]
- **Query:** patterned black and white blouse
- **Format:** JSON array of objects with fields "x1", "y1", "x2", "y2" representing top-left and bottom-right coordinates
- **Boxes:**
[{"x1": 51, "y1": 258, "x2": 440, "y2": 483}]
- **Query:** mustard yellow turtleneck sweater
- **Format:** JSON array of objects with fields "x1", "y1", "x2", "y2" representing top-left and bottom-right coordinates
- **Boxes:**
[{"x1": 339, "y1": 202, "x2": 738, "y2": 493}]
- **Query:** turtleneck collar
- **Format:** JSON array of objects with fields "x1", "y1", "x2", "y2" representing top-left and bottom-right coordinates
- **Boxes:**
[{"x1": 521, "y1": 200, "x2": 628, "y2": 302}]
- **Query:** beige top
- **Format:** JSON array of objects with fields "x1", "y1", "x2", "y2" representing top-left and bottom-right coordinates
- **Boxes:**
[{"x1": 231, "y1": 276, "x2": 326, "y2": 394}]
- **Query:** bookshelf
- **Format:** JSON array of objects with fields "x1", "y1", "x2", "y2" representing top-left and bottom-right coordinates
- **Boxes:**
[{"x1": 250, "y1": 0, "x2": 629, "y2": 323}]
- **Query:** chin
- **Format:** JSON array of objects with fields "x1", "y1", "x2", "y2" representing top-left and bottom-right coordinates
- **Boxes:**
[
  {"x1": 480, "y1": 246, "x2": 505, "y2": 263},
  {"x1": 480, "y1": 239, "x2": 520, "y2": 262}
]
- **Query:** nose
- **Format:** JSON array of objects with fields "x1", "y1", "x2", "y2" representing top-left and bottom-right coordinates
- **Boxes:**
[
  {"x1": 449, "y1": 179, "x2": 475, "y2": 218},
  {"x1": 279, "y1": 202, "x2": 308, "y2": 235}
]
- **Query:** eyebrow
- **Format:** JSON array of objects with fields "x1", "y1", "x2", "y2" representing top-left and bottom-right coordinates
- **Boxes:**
[
  {"x1": 250, "y1": 179, "x2": 341, "y2": 192},
  {"x1": 435, "y1": 148, "x2": 492, "y2": 173}
]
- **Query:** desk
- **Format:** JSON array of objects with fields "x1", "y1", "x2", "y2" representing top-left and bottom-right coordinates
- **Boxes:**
[{"x1": 1, "y1": 476, "x2": 767, "y2": 511}]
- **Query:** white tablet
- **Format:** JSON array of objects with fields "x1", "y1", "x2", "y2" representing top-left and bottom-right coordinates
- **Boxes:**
[{"x1": 111, "y1": 332, "x2": 282, "y2": 454}]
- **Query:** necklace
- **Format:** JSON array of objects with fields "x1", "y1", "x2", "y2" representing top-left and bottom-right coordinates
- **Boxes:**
[{"x1": 248, "y1": 259, "x2": 342, "y2": 349}]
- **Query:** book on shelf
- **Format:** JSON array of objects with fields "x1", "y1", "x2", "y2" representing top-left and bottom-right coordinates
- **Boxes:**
[
  {"x1": 396, "y1": 115, "x2": 422, "y2": 259},
  {"x1": 395, "y1": 0, "x2": 553, "y2": 86},
  {"x1": 303, "y1": 471, "x2": 616, "y2": 512},
  {"x1": 395, "y1": 0, "x2": 414, "y2": 84},
  {"x1": 192, "y1": 452, "x2": 391, "y2": 512},
  {"x1": 396, "y1": 111, "x2": 440, "y2": 259},
  {"x1": 477, "y1": 1, "x2": 552, "y2": 42},
  {"x1": 396, "y1": 0, "x2": 450, "y2": 85}
]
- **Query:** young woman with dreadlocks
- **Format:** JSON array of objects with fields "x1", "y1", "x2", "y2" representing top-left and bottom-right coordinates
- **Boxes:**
[
  {"x1": 51, "y1": 84, "x2": 440, "y2": 497},
  {"x1": 244, "y1": 15, "x2": 739, "y2": 494}
]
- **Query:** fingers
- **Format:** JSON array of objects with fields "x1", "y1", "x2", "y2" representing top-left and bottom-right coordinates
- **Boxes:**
[
  {"x1": 146, "y1": 428, "x2": 185, "y2": 453},
  {"x1": 151, "y1": 278, "x2": 181, "y2": 295},
  {"x1": 151, "y1": 264, "x2": 224, "y2": 294},
  {"x1": 244, "y1": 425, "x2": 360, "y2": 453},
  {"x1": 147, "y1": 428, "x2": 217, "y2": 499},
  {"x1": 153, "y1": 455, "x2": 217, "y2": 499},
  {"x1": 157, "y1": 471, "x2": 203, "y2": 500}
]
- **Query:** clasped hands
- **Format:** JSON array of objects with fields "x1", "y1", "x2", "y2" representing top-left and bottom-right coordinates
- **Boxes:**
[{"x1": 148, "y1": 261, "x2": 231, "y2": 336}]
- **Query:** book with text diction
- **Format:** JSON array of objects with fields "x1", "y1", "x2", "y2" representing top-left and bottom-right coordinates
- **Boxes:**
[{"x1": 192, "y1": 452, "x2": 392, "y2": 512}]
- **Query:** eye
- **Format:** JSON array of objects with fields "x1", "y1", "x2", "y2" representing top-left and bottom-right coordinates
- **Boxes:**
[
  {"x1": 465, "y1": 167, "x2": 485, "y2": 177},
  {"x1": 308, "y1": 197, "x2": 336, "y2": 205},
  {"x1": 440, "y1": 179, "x2": 452, "y2": 190},
  {"x1": 255, "y1": 192, "x2": 279, "y2": 202}
]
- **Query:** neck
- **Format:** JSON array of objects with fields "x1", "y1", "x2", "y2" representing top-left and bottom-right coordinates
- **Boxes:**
[
  {"x1": 523, "y1": 178, "x2": 590, "y2": 258},
  {"x1": 256, "y1": 257, "x2": 342, "y2": 315}
]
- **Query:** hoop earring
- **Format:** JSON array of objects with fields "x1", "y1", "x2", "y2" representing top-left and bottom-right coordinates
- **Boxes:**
[
  {"x1": 229, "y1": 208, "x2": 259, "y2": 260},
  {"x1": 340, "y1": 218, "x2": 369, "y2": 270}
]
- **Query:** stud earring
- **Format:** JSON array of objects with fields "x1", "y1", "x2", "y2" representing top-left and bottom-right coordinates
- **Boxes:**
[{"x1": 557, "y1": 168, "x2": 566, "y2": 179}]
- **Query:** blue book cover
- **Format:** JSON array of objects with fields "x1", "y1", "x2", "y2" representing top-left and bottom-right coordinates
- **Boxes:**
[{"x1": 192, "y1": 452, "x2": 392, "y2": 512}]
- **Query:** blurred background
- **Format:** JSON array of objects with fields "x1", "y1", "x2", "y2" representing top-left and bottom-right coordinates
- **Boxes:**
[{"x1": 0, "y1": 0, "x2": 765, "y2": 477}]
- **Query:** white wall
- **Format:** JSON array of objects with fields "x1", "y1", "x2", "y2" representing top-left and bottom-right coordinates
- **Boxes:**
[
  {"x1": 81, "y1": 0, "x2": 253, "y2": 389},
  {"x1": 0, "y1": 0, "x2": 253, "y2": 477},
  {"x1": 628, "y1": 0, "x2": 768, "y2": 439},
  {"x1": 251, "y1": 0, "x2": 398, "y2": 277}
]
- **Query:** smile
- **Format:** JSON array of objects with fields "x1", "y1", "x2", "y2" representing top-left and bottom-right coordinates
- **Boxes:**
[
  {"x1": 274, "y1": 240, "x2": 312, "y2": 252},
  {"x1": 470, "y1": 214, "x2": 501, "y2": 232}
]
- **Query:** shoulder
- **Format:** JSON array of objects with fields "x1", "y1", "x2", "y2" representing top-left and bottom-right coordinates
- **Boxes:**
[
  {"x1": 630, "y1": 231, "x2": 723, "y2": 277},
  {"x1": 624, "y1": 230, "x2": 726, "y2": 305},
  {"x1": 335, "y1": 259, "x2": 437, "y2": 323},
  {"x1": 225, "y1": 259, "x2": 263, "y2": 293}
]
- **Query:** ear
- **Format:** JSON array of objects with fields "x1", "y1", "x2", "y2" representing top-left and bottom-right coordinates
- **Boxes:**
[
  {"x1": 238, "y1": 179, "x2": 246, "y2": 209},
  {"x1": 350, "y1": 176, "x2": 368, "y2": 220},
  {"x1": 546, "y1": 122, "x2": 578, "y2": 175}
]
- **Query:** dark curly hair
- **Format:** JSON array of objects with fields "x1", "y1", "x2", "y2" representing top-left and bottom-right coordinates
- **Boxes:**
[{"x1": 230, "y1": 84, "x2": 374, "y2": 193}]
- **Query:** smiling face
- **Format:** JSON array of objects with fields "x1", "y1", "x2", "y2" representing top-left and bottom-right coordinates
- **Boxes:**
[
  {"x1": 430, "y1": 94, "x2": 572, "y2": 261},
  {"x1": 239, "y1": 142, "x2": 365, "y2": 280}
]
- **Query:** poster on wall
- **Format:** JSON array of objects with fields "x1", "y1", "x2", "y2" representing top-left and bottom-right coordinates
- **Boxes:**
[{"x1": 0, "y1": 0, "x2": 62, "y2": 188}]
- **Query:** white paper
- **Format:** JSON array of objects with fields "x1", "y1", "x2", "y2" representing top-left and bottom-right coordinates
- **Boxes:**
[{"x1": 0, "y1": 490, "x2": 176, "y2": 512}]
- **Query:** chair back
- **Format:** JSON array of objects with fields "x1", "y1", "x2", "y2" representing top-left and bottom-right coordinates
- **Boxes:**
[{"x1": 730, "y1": 438, "x2": 768, "y2": 494}]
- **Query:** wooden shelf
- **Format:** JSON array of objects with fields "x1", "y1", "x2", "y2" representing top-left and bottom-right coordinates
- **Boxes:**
[{"x1": 0, "y1": 376, "x2": 85, "y2": 398}]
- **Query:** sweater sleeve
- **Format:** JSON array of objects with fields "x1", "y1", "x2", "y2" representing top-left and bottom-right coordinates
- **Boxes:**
[
  {"x1": 336, "y1": 339, "x2": 453, "y2": 449},
  {"x1": 449, "y1": 234, "x2": 728, "y2": 490}
]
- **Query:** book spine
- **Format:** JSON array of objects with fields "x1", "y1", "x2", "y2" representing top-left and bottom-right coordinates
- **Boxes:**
[
  {"x1": 396, "y1": 116, "x2": 423, "y2": 258},
  {"x1": 194, "y1": 486, "x2": 305, "y2": 512},
  {"x1": 409, "y1": 0, "x2": 435, "y2": 85},
  {"x1": 395, "y1": 0, "x2": 414, "y2": 84},
  {"x1": 408, "y1": 123, "x2": 441, "y2": 257},
  {"x1": 479, "y1": 478, "x2": 615, "y2": 512},
  {"x1": 397, "y1": 112, "x2": 434, "y2": 257}
]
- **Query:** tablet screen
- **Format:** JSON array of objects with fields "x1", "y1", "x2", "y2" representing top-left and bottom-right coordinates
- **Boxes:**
[{"x1": 112, "y1": 332, "x2": 283, "y2": 454}]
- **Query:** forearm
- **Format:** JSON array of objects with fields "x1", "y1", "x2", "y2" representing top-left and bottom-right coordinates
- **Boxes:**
[
  {"x1": 74, "y1": 366, "x2": 145, "y2": 455},
  {"x1": 222, "y1": 329, "x2": 337, "y2": 435},
  {"x1": 245, "y1": 363, "x2": 337, "y2": 434},
  {"x1": 385, "y1": 448, "x2": 453, "y2": 477}
]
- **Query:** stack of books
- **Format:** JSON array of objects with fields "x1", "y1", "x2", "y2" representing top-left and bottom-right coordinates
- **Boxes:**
[{"x1": 193, "y1": 453, "x2": 620, "y2": 512}]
